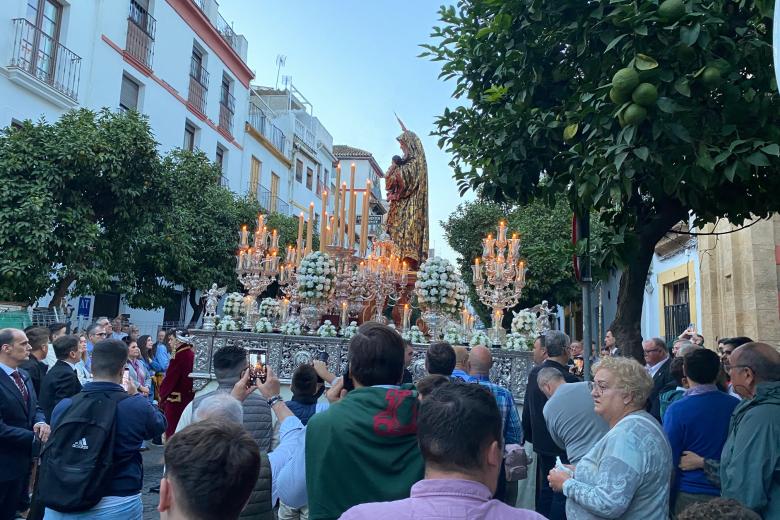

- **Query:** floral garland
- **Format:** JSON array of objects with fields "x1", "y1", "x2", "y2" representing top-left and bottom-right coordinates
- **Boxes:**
[
  {"x1": 511, "y1": 309, "x2": 538, "y2": 336},
  {"x1": 258, "y1": 298, "x2": 280, "y2": 319},
  {"x1": 216, "y1": 316, "x2": 239, "y2": 331},
  {"x1": 505, "y1": 332, "x2": 534, "y2": 351},
  {"x1": 469, "y1": 331, "x2": 492, "y2": 348},
  {"x1": 414, "y1": 256, "x2": 465, "y2": 316},
  {"x1": 317, "y1": 320, "x2": 338, "y2": 337},
  {"x1": 253, "y1": 317, "x2": 274, "y2": 333},
  {"x1": 442, "y1": 326, "x2": 466, "y2": 345},
  {"x1": 402, "y1": 325, "x2": 428, "y2": 344},
  {"x1": 280, "y1": 320, "x2": 302, "y2": 336},
  {"x1": 296, "y1": 251, "x2": 336, "y2": 302},
  {"x1": 222, "y1": 292, "x2": 245, "y2": 319},
  {"x1": 340, "y1": 321, "x2": 359, "y2": 339}
]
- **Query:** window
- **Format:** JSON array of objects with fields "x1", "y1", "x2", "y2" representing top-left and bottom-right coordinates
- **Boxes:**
[
  {"x1": 324, "y1": 169, "x2": 330, "y2": 190},
  {"x1": 119, "y1": 74, "x2": 140, "y2": 111},
  {"x1": 295, "y1": 160, "x2": 303, "y2": 183},
  {"x1": 188, "y1": 45, "x2": 208, "y2": 113},
  {"x1": 270, "y1": 173, "x2": 280, "y2": 212},
  {"x1": 215, "y1": 145, "x2": 225, "y2": 172},
  {"x1": 306, "y1": 167, "x2": 314, "y2": 190},
  {"x1": 10, "y1": 120, "x2": 24, "y2": 131},
  {"x1": 183, "y1": 122, "x2": 197, "y2": 151},
  {"x1": 315, "y1": 165, "x2": 322, "y2": 196},
  {"x1": 25, "y1": 0, "x2": 63, "y2": 81},
  {"x1": 250, "y1": 156, "x2": 261, "y2": 197},
  {"x1": 663, "y1": 278, "x2": 690, "y2": 346}
]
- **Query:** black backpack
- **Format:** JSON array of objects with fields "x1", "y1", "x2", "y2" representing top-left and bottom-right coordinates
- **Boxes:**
[{"x1": 38, "y1": 390, "x2": 130, "y2": 512}]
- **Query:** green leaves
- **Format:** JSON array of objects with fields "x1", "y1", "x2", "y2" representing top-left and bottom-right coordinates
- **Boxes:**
[
  {"x1": 680, "y1": 23, "x2": 701, "y2": 46},
  {"x1": 634, "y1": 54, "x2": 659, "y2": 70}
]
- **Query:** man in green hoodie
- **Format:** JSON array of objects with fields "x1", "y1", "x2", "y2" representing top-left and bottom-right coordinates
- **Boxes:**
[
  {"x1": 720, "y1": 342, "x2": 780, "y2": 519},
  {"x1": 305, "y1": 322, "x2": 424, "y2": 520}
]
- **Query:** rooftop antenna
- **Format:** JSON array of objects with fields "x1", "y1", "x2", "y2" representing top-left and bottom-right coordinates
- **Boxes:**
[{"x1": 274, "y1": 54, "x2": 287, "y2": 90}]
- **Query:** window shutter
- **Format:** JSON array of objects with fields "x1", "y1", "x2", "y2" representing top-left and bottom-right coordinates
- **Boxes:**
[{"x1": 120, "y1": 75, "x2": 139, "y2": 110}]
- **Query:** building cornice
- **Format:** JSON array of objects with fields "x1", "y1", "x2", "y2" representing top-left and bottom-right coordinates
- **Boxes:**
[
  {"x1": 245, "y1": 123, "x2": 292, "y2": 168},
  {"x1": 165, "y1": 0, "x2": 254, "y2": 88}
]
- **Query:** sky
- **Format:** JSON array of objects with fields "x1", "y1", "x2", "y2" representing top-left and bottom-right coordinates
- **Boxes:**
[{"x1": 218, "y1": 0, "x2": 473, "y2": 262}]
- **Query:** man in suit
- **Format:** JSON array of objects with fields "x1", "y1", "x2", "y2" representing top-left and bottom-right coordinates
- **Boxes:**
[
  {"x1": 523, "y1": 330, "x2": 580, "y2": 520},
  {"x1": 39, "y1": 335, "x2": 82, "y2": 423},
  {"x1": 19, "y1": 327, "x2": 49, "y2": 396},
  {"x1": 0, "y1": 328, "x2": 49, "y2": 520},
  {"x1": 643, "y1": 337, "x2": 673, "y2": 422}
]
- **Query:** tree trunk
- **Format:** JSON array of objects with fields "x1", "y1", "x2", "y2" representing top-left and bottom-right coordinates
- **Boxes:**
[
  {"x1": 609, "y1": 205, "x2": 687, "y2": 363},
  {"x1": 49, "y1": 274, "x2": 76, "y2": 309},
  {"x1": 187, "y1": 287, "x2": 204, "y2": 328}
]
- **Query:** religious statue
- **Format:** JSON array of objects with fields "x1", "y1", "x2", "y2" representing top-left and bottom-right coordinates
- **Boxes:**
[
  {"x1": 534, "y1": 300, "x2": 557, "y2": 334},
  {"x1": 202, "y1": 283, "x2": 226, "y2": 331},
  {"x1": 384, "y1": 116, "x2": 429, "y2": 270}
]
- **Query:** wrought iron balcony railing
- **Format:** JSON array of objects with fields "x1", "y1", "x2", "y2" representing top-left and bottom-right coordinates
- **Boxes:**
[
  {"x1": 9, "y1": 18, "x2": 82, "y2": 101},
  {"x1": 257, "y1": 186, "x2": 290, "y2": 216},
  {"x1": 248, "y1": 106, "x2": 288, "y2": 156},
  {"x1": 188, "y1": 56, "x2": 209, "y2": 114},
  {"x1": 219, "y1": 85, "x2": 235, "y2": 134},
  {"x1": 126, "y1": 0, "x2": 156, "y2": 68}
]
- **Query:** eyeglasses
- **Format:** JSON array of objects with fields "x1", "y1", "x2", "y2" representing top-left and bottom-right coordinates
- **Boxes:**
[
  {"x1": 95, "y1": 332, "x2": 107, "y2": 337},
  {"x1": 587, "y1": 380, "x2": 611, "y2": 395}
]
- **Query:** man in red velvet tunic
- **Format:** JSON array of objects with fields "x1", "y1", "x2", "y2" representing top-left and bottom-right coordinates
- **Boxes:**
[{"x1": 158, "y1": 331, "x2": 195, "y2": 439}]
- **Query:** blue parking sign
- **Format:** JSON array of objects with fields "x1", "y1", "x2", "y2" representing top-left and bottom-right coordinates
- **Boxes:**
[{"x1": 77, "y1": 297, "x2": 91, "y2": 317}]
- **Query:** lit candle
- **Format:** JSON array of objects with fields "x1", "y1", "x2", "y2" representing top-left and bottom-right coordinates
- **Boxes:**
[
  {"x1": 498, "y1": 221, "x2": 507, "y2": 243},
  {"x1": 236, "y1": 251, "x2": 243, "y2": 270},
  {"x1": 281, "y1": 298, "x2": 290, "y2": 321},
  {"x1": 296, "y1": 212, "x2": 304, "y2": 252},
  {"x1": 329, "y1": 215, "x2": 336, "y2": 247},
  {"x1": 320, "y1": 211, "x2": 329, "y2": 252},
  {"x1": 257, "y1": 213, "x2": 264, "y2": 233},
  {"x1": 240, "y1": 225, "x2": 248, "y2": 247},
  {"x1": 271, "y1": 229, "x2": 278, "y2": 251},
  {"x1": 340, "y1": 301, "x2": 348, "y2": 327},
  {"x1": 348, "y1": 164, "x2": 356, "y2": 250},
  {"x1": 517, "y1": 260, "x2": 526, "y2": 284},
  {"x1": 339, "y1": 182, "x2": 347, "y2": 247},
  {"x1": 472, "y1": 257, "x2": 482, "y2": 282},
  {"x1": 359, "y1": 180, "x2": 371, "y2": 256},
  {"x1": 402, "y1": 303, "x2": 411, "y2": 331},
  {"x1": 334, "y1": 164, "x2": 341, "y2": 227},
  {"x1": 305, "y1": 203, "x2": 314, "y2": 255},
  {"x1": 320, "y1": 190, "x2": 328, "y2": 237}
]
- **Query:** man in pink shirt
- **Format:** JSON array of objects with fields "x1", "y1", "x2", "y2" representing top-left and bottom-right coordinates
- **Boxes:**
[{"x1": 341, "y1": 383, "x2": 544, "y2": 520}]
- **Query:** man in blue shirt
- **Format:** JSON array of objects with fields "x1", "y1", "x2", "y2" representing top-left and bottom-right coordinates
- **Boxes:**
[
  {"x1": 451, "y1": 346, "x2": 470, "y2": 381},
  {"x1": 84, "y1": 322, "x2": 106, "y2": 372},
  {"x1": 44, "y1": 339, "x2": 166, "y2": 520},
  {"x1": 468, "y1": 345, "x2": 522, "y2": 505},
  {"x1": 664, "y1": 348, "x2": 739, "y2": 515}
]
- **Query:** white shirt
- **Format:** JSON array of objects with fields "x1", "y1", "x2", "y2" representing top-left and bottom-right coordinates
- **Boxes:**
[{"x1": 646, "y1": 356, "x2": 669, "y2": 379}]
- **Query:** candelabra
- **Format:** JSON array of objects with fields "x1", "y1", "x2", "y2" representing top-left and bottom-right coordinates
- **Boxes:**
[
  {"x1": 472, "y1": 221, "x2": 527, "y2": 344},
  {"x1": 236, "y1": 216, "x2": 281, "y2": 329},
  {"x1": 360, "y1": 237, "x2": 408, "y2": 324}
]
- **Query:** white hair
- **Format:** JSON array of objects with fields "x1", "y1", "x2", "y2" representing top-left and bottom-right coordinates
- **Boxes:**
[{"x1": 193, "y1": 393, "x2": 244, "y2": 425}]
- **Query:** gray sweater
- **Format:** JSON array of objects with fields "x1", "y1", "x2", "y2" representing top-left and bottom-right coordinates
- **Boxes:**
[{"x1": 543, "y1": 382, "x2": 609, "y2": 464}]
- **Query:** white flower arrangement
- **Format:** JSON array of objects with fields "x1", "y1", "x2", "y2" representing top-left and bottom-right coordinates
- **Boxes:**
[
  {"x1": 443, "y1": 326, "x2": 466, "y2": 345},
  {"x1": 280, "y1": 320, "x2": 303, "y2": 336},
  {"x1": 222, "y1": 292, "x2": 245, "y2": 319},
  {"x1": 511, "y1": 309, "x2": 538, "y2": 335},
  {"x1": 317, "y1": 320, "x2": 338, "y2": 337},
  {"x1": 469, "y1": 331, "x2": 492, "y2": 347},
  {"x1": 253, "y1": 317, "x2": 274, "y2": 333},
  {"x1": 414, "y1": 256, "x2": 466, "y2": 316},
  {"x1": 505, "y1": 332, "x2": 534, "y2": 351},
  {"x1": 402, "y1": 325, "x2": 428, "y2": 344},
  {"x1": 216, "y1": 316, "x2": 239, "y2": 331},
  {"x1": 257, "y1": 298, "x2": 280, "y2": 319},
  {"x1": 296, "y1": 251, "x2": 336, "y2": 302},
  {"x1": 340, "y1": 321, "x2": 359, "y2": 339}
]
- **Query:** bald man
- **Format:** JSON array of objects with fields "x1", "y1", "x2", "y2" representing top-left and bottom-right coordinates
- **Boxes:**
[
  {"x1": 719, "y1": 343, "x2": 780, "y2": 518},
  {"x1": 468, "y1": 345, "x2": 521, "y2": 504},
  {"x1": 451, "y1": 346, "x2": 470, "y2": 381}
]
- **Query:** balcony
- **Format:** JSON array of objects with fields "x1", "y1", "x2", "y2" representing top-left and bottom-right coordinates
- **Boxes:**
[
  {"x1": 248, "y1": 105, "x2": 287, "y2": 156},
  {"x1": 126, "y1": 0, "x2": 156, "y2": 69},
  {"x1": 8, "y1": 18, "x2": 81, "y2": 102},
  {"x1": 257, "y1": 185, "x2": 290, "y2": 215},
  {"x1": 191, "y1": 0, "x2": 248, "y2": 62},
  {"x1": 294, "y1": 119, "x2": 316, "y2": 150},
  {"x1": 188, "y1": 57, "x2": 209, "y2": 114},
  {"x1": 219, "y1": 86, "x2": 235, "y2": 135}
]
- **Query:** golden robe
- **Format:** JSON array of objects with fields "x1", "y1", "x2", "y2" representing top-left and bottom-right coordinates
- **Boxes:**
[{"x1": 385, "y1": 130, "x2": 429, "y2": 267}]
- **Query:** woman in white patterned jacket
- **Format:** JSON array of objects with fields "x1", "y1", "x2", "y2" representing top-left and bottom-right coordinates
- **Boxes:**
[{"x1": 548, "y1": 356, "x2": 672, "y2": 519}]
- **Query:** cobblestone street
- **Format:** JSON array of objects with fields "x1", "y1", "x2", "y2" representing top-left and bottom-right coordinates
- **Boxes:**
[{"x1": 141, "y1": 445, "x2": 165, "y2": 519}]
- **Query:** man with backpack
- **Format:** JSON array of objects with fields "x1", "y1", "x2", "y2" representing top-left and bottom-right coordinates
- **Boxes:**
[{"x1": 38, "y1": 338, "x2": 166, "y2": 519}]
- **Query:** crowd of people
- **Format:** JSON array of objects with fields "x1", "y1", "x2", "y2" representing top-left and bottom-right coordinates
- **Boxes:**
[{"x1": 0, "y1": 319, "x2": 778, "y2": 520}]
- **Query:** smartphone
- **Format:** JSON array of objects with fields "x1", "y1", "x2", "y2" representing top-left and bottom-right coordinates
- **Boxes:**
[
  {"x1": 315, "y1": 351, "x2": 329, "y2": 363},
  {"x1": 121, "y1": 367, "x2": 130, "y2": 391},
  {"x1": 250, "y1": 354, "x2": 267, "y2": 385}
]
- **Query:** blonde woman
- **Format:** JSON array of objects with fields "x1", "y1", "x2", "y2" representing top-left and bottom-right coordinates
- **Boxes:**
[
  {"x1": 74, "y1": 332, "x2": 92, "y2": 384},
  {"x1": 548, "y1": 357, "x2": 672, "y2": 519}
]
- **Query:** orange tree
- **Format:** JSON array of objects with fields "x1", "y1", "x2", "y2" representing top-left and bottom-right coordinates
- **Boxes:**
[{"x1": 423, "y1": 0, "x2": 780, "y2": 360}]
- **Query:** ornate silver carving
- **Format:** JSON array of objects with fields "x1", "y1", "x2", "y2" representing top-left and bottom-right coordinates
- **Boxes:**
[{"x1": 188, "y1": 330, "x2": 535, "y2": 402}]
